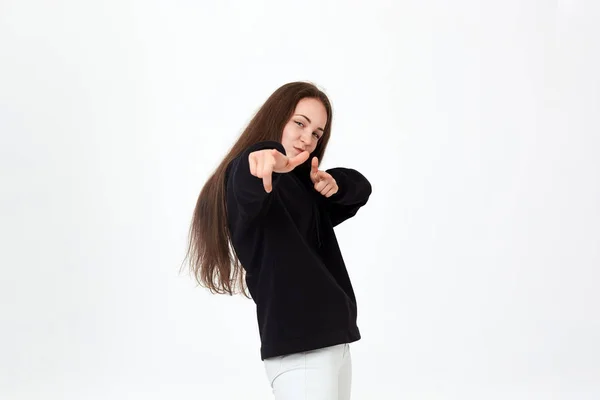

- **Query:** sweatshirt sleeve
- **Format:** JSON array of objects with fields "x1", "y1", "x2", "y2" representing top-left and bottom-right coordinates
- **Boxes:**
[
  {"x1": 322, "y1": 167, "x2": 372, "y2": 227},
  {"x1": 227, "y1": 141, "x2": 287, "y2": 222}
]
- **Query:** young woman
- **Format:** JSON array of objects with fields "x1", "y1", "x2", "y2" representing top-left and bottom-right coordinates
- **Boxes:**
[{"x1": 184, "y1": 81, "x2": 372, "y2": 399}]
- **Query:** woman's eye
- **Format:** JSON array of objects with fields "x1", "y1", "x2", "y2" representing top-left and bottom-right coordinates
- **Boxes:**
[
  {"x1": 313, "y1": 132, "x2": 321, "y2": 139},
  {"x1": 295, "y1": 121, "x2": 304, "y2": 127}
]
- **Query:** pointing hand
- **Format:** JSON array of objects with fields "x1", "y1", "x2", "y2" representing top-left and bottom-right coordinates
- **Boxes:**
[{"x1": 309, "y1": 157, "x2": 338, "y2": 198}]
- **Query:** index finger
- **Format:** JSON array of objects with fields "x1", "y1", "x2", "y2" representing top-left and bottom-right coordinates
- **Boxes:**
[{"x1": 262, "y1": 162, "x2": 273, "y2": 192}]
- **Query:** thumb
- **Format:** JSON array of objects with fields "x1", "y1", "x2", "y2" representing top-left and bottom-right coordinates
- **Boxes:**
[
  {"x1": 311, "y1": 157, "x2": 319, "y2": 176},
  {"x1": 284, "y1": 150, "x2": 310, "y2": 170}
]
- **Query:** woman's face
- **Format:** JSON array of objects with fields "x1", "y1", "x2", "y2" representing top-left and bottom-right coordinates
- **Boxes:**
[{"x1": 281, "y1": 97, "x2": 327, "y2": 157}]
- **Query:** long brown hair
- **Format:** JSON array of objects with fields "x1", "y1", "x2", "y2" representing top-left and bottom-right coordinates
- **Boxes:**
[{"x1": 182, "y1": 81, "x2": 334, "y2": 297}]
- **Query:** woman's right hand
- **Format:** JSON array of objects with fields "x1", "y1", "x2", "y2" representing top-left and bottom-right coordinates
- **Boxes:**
[{"x1": 248, "y1": 148, "x2": 310, "y2": 193}]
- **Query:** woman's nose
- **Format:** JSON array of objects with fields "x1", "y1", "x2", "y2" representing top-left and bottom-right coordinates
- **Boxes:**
[{"x1": 300, "y1": 130, "x2": 312, "y2": 144}]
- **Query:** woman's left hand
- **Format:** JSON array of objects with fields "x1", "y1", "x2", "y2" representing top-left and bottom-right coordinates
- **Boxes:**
[{"x1": 310, "y1": 157, "x2": 338, "y2": 198}]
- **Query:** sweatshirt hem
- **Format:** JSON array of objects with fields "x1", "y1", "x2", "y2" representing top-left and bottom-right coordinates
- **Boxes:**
[{"x1": 260, "y1": 327, "x2": 361, "y2": 360}]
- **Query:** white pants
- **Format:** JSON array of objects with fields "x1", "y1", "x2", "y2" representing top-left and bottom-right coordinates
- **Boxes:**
[{"x1": 263, "y1": 343, "x2": 352, "y2": 400}]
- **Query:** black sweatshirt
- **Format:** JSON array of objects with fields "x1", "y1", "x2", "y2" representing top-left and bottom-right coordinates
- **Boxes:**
[{"x1": 225, "y1": 141, "x2": 372, "y2": 360}]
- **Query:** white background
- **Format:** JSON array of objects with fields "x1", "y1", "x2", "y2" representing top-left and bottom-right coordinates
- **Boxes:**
[{"x1": 1, "y1": 1, "x2": 599, "y2": 399}]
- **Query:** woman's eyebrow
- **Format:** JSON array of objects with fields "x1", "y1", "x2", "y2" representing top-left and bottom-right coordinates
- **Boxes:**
[{"x1": 295, "y1": 114, "x2": 324, "y2": 132}]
